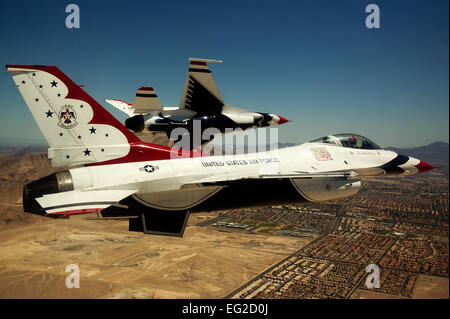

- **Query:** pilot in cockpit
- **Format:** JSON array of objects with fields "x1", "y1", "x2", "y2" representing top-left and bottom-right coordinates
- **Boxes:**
[{"x1": 348, "y1": 135, "x2": 357, "y2": 148}]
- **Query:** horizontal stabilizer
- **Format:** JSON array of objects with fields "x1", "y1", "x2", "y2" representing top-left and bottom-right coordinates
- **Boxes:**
[
  {"x1": 47, "y1": 145, "x2": 132, "y2": 166},
  {"x1": 35, "y1": 189, "x2": 137, "y2": 215}
]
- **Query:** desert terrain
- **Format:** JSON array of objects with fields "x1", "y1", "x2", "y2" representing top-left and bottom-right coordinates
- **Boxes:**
[
  {"x1": 0, "y1": 152, "x2": 310, "y2": 298},
  {"x1": 0, "y1": 214, "x2": 310, "y2": 298},
  {"x1": 0, "y1": 149, "x2": 448, "y2": 299}
]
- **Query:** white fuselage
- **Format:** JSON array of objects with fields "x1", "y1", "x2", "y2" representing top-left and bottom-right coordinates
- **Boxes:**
[
  {"x1": 35, "y1": 142, "x2": 423, "y2": 214},
  {"x1": 68, "y1": 142, "x2": 416, "y2": 195}
]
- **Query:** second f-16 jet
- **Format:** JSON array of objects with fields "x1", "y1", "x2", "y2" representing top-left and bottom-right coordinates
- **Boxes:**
[
  {"x1": 6, "y1": 64, "x2": 438, "y2": 237},
  {"x1": 105, "y1": 58, "x2": 289, "y2": 148}
]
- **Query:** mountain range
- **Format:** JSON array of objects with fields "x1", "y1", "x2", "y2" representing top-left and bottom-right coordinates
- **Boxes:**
[{"x1": 387, "y1": 141, "x2": 448, "y2": 173}]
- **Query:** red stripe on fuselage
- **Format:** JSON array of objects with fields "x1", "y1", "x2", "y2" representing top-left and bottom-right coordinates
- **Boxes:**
[
  {"x1": 87, "y1": 142, "x2": 208, "y2": 166},
  {"x1": 49, "y1": 208, "x2": 104, "y2": 216}
]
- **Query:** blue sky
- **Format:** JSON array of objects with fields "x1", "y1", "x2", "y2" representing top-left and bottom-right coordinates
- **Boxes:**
[{"x1": 0, "y1": 0, "x2": 448, "y2": 148}]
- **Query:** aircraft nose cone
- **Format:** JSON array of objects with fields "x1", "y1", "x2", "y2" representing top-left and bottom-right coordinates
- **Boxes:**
[
  {"x1": 277, "y1": 115, "x2": 289, "y2": 125},
  {"x1": 415, "y1": 160, "x2": 438, "y2": 173}
]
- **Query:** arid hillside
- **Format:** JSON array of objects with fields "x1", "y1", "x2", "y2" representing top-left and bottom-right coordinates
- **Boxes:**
[{"x1": 0, "y1": 152, "x2": 54, "y2": 230}]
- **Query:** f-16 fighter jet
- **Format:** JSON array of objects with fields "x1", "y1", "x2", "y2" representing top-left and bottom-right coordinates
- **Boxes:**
[
  {"x1": 6, "y1": 65, "x2": 438, "y2": 237},
  {"x1": 104, "y1": 58, "x2": 289, "y2": 148}
]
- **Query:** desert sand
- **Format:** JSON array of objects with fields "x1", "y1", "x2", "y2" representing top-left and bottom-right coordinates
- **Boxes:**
[
  {"x1": 411, "y1": 275, "x2": 449, "y2": 299},
  {"x1": 0, "y1": 213, "x2": 311, "y2": 299},
  {"x1": 1, "y1": 153, "x2": 447, "y2": 299},
  {"x1": 0, "y1": 153, "x2": 310, "y2": 299}
]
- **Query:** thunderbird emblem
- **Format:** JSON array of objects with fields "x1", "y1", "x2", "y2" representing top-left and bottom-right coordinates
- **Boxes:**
[{"x1": 58, "y1": 105, "x2": 78, "y2": 129}]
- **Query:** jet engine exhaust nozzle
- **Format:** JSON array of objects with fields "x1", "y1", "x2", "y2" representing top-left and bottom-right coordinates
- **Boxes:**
[
  {"x1": 23, "y1": 171, "x2": 74, "y2": 217},
  {"x1": 125, "y1": 115, "x2": 145, "y2": 132}
]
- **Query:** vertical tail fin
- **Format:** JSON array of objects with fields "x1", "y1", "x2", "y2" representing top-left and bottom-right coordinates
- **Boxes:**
[
  {"x1": 104, "y1": 87, "x2": 163, "y2": 116},
  {"x1": 179, "y1": 58, "x2": 224, "y2": 114},
  {"x1": 132, "y1": 86, "x2": 163, "y2": 114},
  {"x1": 6, "y1": 65, "x2": 141, "y2": 167}
]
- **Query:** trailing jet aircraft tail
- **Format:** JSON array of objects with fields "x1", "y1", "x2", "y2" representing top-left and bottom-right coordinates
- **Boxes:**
[
  {"x1": 6, "y1": 65, "x2": 197, "y2": 168},
  {"x1": 179, "y1": 58, "x2": 224, "y2": 114},
  {"x1": 132, "y1": 86, "x2": 163, "y2": 114},
  {"x1": 104, "y1": 86, "x2": 163, "y2": 116}
]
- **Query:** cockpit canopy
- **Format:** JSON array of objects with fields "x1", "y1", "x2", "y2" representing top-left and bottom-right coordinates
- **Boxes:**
[{"x1": 309, "y1": 134, "x2": 381, "y2": 150}]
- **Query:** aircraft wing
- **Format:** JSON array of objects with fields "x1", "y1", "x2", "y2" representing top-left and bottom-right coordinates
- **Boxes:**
[
  {"x1": 179, "y1": 58, "x2": 224, "y2": 115},
  {"x1": 104, "y1": 99, "x2": 134, "y2": 117}
]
